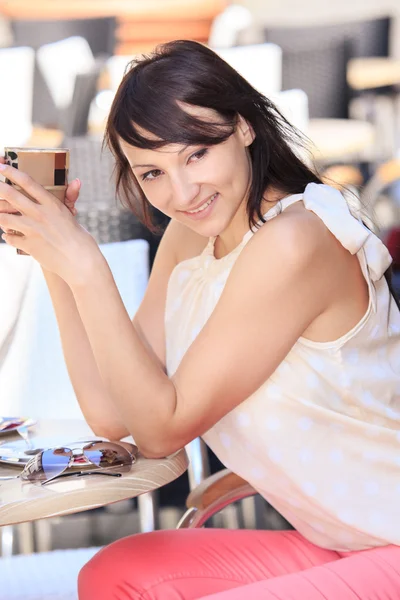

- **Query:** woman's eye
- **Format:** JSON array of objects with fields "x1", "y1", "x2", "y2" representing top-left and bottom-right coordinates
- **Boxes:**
[
  {"x1": 141, "y1": 169, "x2": 162, "y2": 182},
  {"x1": 189, "y1": 148, "x2": 208, "y2": 162}
]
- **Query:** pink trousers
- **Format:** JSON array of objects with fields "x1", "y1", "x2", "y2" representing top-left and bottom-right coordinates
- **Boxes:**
[{"x1": 78, "y1": 529, "x2": 400, "y2": 599}]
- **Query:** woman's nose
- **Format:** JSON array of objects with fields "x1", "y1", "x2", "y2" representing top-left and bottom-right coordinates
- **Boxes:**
[{"x1": 171, "y1": 176, "x2": 200, "y2": 210}]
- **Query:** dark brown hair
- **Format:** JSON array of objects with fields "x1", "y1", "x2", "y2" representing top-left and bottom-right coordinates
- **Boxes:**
[{"x1": 104, "y1": 39, "x2": 322, "y2": 231}]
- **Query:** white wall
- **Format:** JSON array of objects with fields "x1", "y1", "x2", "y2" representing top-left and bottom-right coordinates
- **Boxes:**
[{"x1": 238, "y1": 0, "x2": 400, "y2": 57}]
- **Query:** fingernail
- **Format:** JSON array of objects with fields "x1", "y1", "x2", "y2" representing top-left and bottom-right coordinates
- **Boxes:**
[
  {"x1": 75, "y1": 178, "x2": 81, "y2": 187},
  {"x1": 0, "y1": 164, "x2": 6, "y2": 171}
]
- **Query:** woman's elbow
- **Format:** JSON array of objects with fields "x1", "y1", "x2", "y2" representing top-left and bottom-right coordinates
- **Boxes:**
[
  {"x1": 89, "y1": 422, "x2": 129, "y2": 442},
  {"x1": 136, "y1": 435, "x2": 185, "y2": 459}
]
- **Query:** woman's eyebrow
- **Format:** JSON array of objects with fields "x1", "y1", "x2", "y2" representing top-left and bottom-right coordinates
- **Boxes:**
[
  {"x1": 131, "y1": 163, "x2": 158, "y2": 169},
  {"x1": 131, "y1": 145, "x2": 191, "y2": 169}
]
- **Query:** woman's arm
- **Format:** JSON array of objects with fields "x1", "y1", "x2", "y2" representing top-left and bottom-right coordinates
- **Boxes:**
[
  {"x1": 0, "y1": 164, "x2": 336, "y2": 459},
  {"x1": 42, "y1": 269, "x2": 130, "y2": 439},
  {"x1": 42, "y1": 219, "x2": 186, "y2": 440}
]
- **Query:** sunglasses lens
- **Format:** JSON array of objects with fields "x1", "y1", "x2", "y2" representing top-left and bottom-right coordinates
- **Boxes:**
[
  {"x1": 83, "y1": 443, "x2": 134, "y2": 469},
  {"x1": 22, "y1": 447, "x2": 71, "y2": 482},
  {"x1": 42, "y1": 448, "x2": 71, "y2": 479}
]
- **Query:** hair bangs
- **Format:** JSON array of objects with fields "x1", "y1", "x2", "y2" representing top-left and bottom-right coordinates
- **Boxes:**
[{"x1": 110, "y1": 72, "x2": 236, "y2": 151}]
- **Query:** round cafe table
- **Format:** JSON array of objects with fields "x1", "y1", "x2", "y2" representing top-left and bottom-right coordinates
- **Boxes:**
[{"x1": 0, "y1": 419, "x2": 188, "y2": 528}]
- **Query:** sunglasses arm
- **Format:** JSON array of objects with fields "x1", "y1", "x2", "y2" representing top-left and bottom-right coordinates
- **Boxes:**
[{"x1": 41, "y1": 470, "x2": 123, "y2": 485}]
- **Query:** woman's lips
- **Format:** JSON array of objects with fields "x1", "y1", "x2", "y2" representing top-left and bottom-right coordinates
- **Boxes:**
[{"x1": 182, "y1": 193, "x2": 218, "y2": 220}]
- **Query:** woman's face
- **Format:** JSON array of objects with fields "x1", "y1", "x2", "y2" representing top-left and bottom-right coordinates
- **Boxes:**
[{"x1": 119, "y1": 106, "x2": 255, "y2": 239}]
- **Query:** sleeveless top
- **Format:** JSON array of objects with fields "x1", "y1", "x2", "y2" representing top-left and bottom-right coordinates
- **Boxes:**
[{"x1": 164, "y1": 182, "x2": 400, "y2": 552}]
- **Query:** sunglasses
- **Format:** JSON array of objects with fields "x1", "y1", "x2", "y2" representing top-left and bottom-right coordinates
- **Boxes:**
[{"x1": 19, "y1": 441, "x2": 137, "y2": 485}]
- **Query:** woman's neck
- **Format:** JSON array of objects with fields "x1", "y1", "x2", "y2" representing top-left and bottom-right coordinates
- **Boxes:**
[{"x1": 214, "y1": 187, "x2": 284, "y2": 259}]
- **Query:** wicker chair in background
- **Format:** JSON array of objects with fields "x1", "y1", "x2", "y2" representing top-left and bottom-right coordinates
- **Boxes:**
[
  {"x1": 64, "y1": 135, "x2": 157, "y2": 257},
  {"x1": 263, "y1": 16, "x2": 391, "y2": 64},
  {"x1": 261, "y1": 16, "x2": 394, "y2": 164},
  {"x1": 262, "y1": 16, "x2": 392, "y2": 122},
  {"x1": 281, "y1": 40, "x2": 351, "y2": 120}
]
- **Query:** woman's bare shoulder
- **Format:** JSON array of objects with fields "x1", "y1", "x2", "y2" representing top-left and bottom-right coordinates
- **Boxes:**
[{"x1": 248, "y1": 201, "x2": 333, "y2": 264}]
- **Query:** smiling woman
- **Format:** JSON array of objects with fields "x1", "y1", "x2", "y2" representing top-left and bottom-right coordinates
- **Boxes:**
[{"x1": 0, "y1": 39, "x2": 399, "y2": 600}]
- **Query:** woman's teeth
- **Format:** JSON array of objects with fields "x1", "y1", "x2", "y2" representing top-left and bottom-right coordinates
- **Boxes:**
[{"x1": 187, "y1": 193, "x2": 217, "y2": 214}]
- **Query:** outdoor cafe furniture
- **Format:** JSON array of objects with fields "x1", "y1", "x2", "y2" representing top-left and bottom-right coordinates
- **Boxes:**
[
  {"x1": 0, "y1": 419, "x2": 188, "y2": 599},
  {"x1": 0, "y1": 419, "x2": 188, "y2": 531}
]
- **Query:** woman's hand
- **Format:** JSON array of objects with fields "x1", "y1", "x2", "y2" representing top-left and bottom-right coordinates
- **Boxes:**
[{"x1": 0, "y1": 162, "x2": 102, "y2": 287}]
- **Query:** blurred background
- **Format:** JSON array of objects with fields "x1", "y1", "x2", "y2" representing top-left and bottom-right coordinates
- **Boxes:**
[
  {"x1": 1, "y1": 0, "x2": 400, "y2": 255},
  {"x1": 0, "y1": 0, "x2": 400, "y2": 591}
]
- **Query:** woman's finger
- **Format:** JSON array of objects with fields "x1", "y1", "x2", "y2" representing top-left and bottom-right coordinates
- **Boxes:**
[
  {"x1": 0, "y1": 212, "x2": 32, "y2": 236},
  {"x1": 0, "y1": 199, "x2": 19, "y2": 214},
  {"x1": 0, "y1": 181, "x2": 42, "y2": 217},
  {"x1": 65, "y1": 178, "x2": 81, "y2": 206},
  {"x1": 1, "y1": 230, "x2": 28, "y2": 254},
  {"x1": 0, "y1": 163, "x2": 55, "y2": 207}
]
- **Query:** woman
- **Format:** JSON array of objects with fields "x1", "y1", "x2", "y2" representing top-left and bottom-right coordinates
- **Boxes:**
[{"x1": 0, "y1": 40, "x2": 399, "y2": 599}]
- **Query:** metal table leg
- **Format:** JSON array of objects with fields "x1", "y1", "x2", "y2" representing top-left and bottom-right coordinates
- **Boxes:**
[
  {"x1": 185, "y1": 438, "x2": 210, "y2": 490},
  {"x1": 138, "y1": 491, "x2": 158, "y2": 533},
  {"x1": 0, "y1": 526, "x2": 14, "y2": 557}
]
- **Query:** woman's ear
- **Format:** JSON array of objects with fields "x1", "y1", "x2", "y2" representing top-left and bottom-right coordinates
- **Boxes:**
[{"x1": 237, "y1": 115, "x2": 255, "y2": 146}]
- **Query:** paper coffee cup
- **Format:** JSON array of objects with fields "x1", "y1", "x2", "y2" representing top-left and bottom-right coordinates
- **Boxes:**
[
  {"x1": 13, "y1": 185, "x2": 67, "y2": 204},
  {"x1": 4, "y1": 147, "x2": 69, "y2": 187}
]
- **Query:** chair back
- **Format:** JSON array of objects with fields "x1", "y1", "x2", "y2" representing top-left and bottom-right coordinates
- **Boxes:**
[
  {"x1": 215, "y1": 43, "x2": 282, "y2": 96},
  {"x1": 0, "y1": 240, "x2": 149, "y2": 419},
  {"x1": 63, "y1": 65, "x2": 103, "y2": 137},
  {"x1": 37, "y1": 36, "x2": 95, "y2": 111},
  {"x1": 281, "y1": 40, "x2": 351, "y2": 119},
  {"x1": 0, "y1": 46, "x2": 34, "y2": 149}
]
